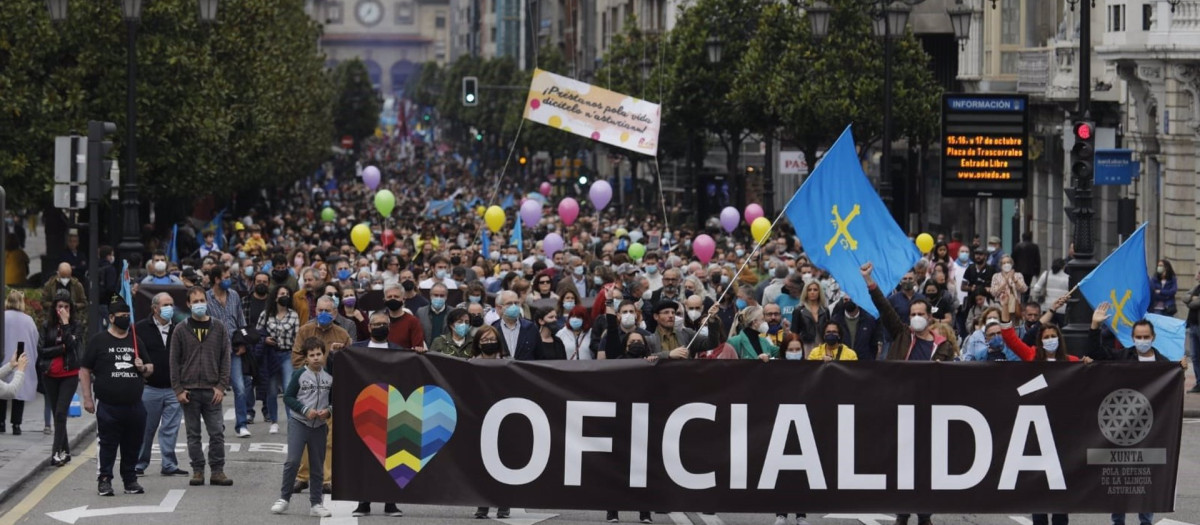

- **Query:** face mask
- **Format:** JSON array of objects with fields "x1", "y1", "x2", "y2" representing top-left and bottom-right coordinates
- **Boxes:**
[
  {"x1": 337, "y1": 269, "x2": 352, "y2": 281},
  {"x1": 620, "y1": 313, "x2": 636, "y2": 329},
  {"x1": 370, "y1": 325, "x2": 390, "y2": 341},
  {"x1": 59, "y1": 277, "x2": 70, "y2": 286},
  {"x1": 686, "y1": 309, "x2": 702, "y2": 321},
  {"x1": 909, "y1": 315, "x2": 928, "y2": 332},
  {"x1": 1042, "y1": 337, "x2": 1059, "y2": 352},
  {"x1": 191, "y1": 303, "x2": 208, "y2": 318},
  {"x1": 469, "y1": 295, "x2": 482, "y2": 304},
  {"x1": 159, "y1": 306, "x2": 175, "y2": 320},
  {"x1": 823, "y1": 333, "x2": 840, "y2": 345},
  {"x1": 453, "y1": 322, "x2": 470, "y2": 337},
  {"x1": 626, "y1": 342, "x2": 648, "y2": 357},
  {"x1": 432, "y1": 297, "x2": 446, "y2": 310},
  {"x1": 374, "y1": 251, "x2": 384, "y2": 261},
  {"x1": 505, "y1": 255, "x2": 519, "y2": 263},
  {"x1": 574, "y1": 266, "x2": 585, "y2": 276},
  {"x1": 901, "y1": 281, "x2": 914, "y2": 292},
  {"x1": 1133, "y1": 338, "x2": 1153, "y2": 353},
  {"x1": 698, "y1": 326, "x2": 709, "y2": 338},
  {"x1": 987, "y1": 245, "x2": 997, "y2": 253},
  {"x1": 1156, "y1": 266, "x2": 1164, "y2": 275},
  {"x1": 219, "y1": 278, "x2": 232, "y2": 291},
  {"x1": 1001, "y1": 263, "x2": 1013, "y2": 272},
  {"x1": 450, "y1": 256, "x2": 462, "y2": 266},
  {"x1": 480, "y1": 341, "x2": 501, "y2": 355},
  {"x1": 505, "y1": 304, "x2": 522, "y2": 319},
  {"x1": 436, "y1": 269, "x2": 448, "y2": 279},
  {"x1": 470, "y1": 314, "x2": 484, "y2": 327},
  {"x1": 111, "y1": 316, "x2": 131, "y2": 330},
  {"x1": 371, "y1": 284, "x2": 384, "y2": 291},
  {"x1": 958, "y1": 253, "x2": 969, "y2": 263},
  {"x1": 273, "y1": 269, "x2": 288, "y2": 283},
  {"x1": 645, "y1": 265, "x2": 658, "y2": 274},
  {"x1": 735, "y1": 249, "x2": 745, "y2": 257},
  {"x1": 569, "y1": 317, "x2": 584, "y2": 330},
  {"x1": 244, "y1": 266, "x2": 255, "y2": 277},
  {"x1": 603, "y1": 260, "x2": 612, "y2": 266},
  {"x1": 735, "y1": 299, "x2": 747, "y2": 310},
  {"x1": 317, "y1": 311, "x2": 334, "y2": 326},
  {"x1": 562, "y1": 301, "x2": 575, "y2": 311},
  {"x1": 594, "y1": 276, "x2": 604, "y2": 286},
  {"x1": 721, "y1": 275, "x2": 731, "y2": 285},
  {"x1": 402, "y1": 281, "x2": 416, "y2": 292},
  {"x1": 642, "y1": 290, "x2": 654, "y2": 302},
  {"x1": 785, "y1": 351, "x2": 804, "y2": 361},
  {"x1": 757, "y1": 321, "x2": 769, "y2": 333},
  {"x1": 277, "y1": 296, "x2": 292, "y2": 308},
  {"x1": 987, "y1": 335, "x2": 1004, "y2": 350},
  {"x1": 386, "y1": 299, "x2": 404, "y2": 311},
  {"x1": 611, "y1": 299, "x2": 622, "y2": 311},
  {"x1": 155, "y1": 261, "x2": 167, "y2": 273},
  {"x1": 844, "y1": 302, "x2": 859, "y2": 315}
]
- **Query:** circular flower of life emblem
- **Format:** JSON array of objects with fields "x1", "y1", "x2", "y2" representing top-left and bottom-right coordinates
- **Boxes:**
[{"x1": 1097, "y1": 388, "x2": 1153, "y2": 447}]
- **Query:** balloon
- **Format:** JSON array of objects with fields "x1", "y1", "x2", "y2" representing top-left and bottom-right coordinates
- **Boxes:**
[
  {"x1": 558, "y1": 198, "x2": 580, "y2": 226},
  {"x1": 484, "y1": 206, "x2": 506, "y2": 233},
  {"x1": 543, "y1": 233, "x2": 564, "y2": 258},
  {"x1": 350, "y1": 224, "x2": 372, "y2": 252},
  {"x1": 915, "y1": 233, "x2": 935, "y2": 254},
  {"x1": 744, "y1": 203, "x2": 764, "y2": 225},
  {"x1": 692, "y1": 235, "x2": 715, "y2": 264},
  {"x1": 539, "y1": 182, "x2": 552, "y2": 197},
  {"x1": 628, "y1": 242, "x2": 646, "y2": 261},
  {"x1": 321, "y1": 207, "x2": 336, "y2": 222},
  {"x1": 615, "y1": 228, "x2": 628, "y2": 239},
  {"x1": 719, "y1": 206, "x2": 740, "y2": 233},
  {"x1": 381, "y1": 229, "x2": 396, "y2": 249},
  {"x1": 751, "y1": 217, "x2": 772, "y2": 245},
  {"x1": 374, "y1": 189, "x2": 396, "y2": 217},
  {"x1": 519, "y1": 199, "x2": 543, "y2": 226},
  {"x1": 362, "y1": 166, "x2": 381, "y2": 190},
  {"x1": 589, "y1": 180, "x2": 613, "y2": 211},
  {"x1": 476, "y1": 205, "x2": 486, "y2": 217}
]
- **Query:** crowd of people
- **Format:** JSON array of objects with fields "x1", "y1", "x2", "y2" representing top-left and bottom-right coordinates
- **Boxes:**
[{"x1": 3, "y1": 139, "x2": 1199, "y2": 525}]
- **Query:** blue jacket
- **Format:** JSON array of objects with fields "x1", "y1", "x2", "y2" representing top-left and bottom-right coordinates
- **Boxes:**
[
  {"x1": 491, "y1": 318, "x2": 540, "y2": 360},
  {"x1": 831, "y1": 311, "x2": 882, "y2": 361}
]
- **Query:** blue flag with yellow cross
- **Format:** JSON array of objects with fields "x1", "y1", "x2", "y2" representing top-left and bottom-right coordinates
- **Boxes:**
[
  {"x1": 784, "y1": 125, "x2": 922, "y2": 318},
  {"x1": 1078, "y1": 222, "x2": 1151, "y2": 348}
]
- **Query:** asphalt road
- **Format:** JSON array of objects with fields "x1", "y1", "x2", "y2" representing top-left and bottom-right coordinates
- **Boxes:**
[{"x1": 0, "y1": 415, "x2": 1197, "y2": 525}]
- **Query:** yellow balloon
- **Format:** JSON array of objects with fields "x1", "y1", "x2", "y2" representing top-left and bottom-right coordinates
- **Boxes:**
[
  {"x1": 350, "y1": 224, "x2": 372, "y2": 253},
  {"x1": 751, "y1": 217, "x2": 772, "y2": 245},
  {"x1": 615, "y1": 228, "x2": 628, "y2": 238},
  {"x1": 915, "y1": 233, "x2": 935, "y2": 254},
  {"x1": 476, "y1": 205, "x2": 486, "y2": 217},
  {"x1": 484, "y1": 206, "x2": 506, "y2": 233}
]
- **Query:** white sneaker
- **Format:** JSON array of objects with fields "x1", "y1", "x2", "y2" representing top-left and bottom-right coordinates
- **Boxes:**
[
  {"x1": 269, "y1": 423, "x2": 279, "y2": 434},
  {"x1": 773, "y1": 517, "x2": 789, "y2": 525},
  {"x1": 237, "y1": 427, "x2": 252, "y2": 438},
  {"x1": 310, "y1": 503, "x2": 332, "y2": 517},
  {"x1": 271, "y1": 499, "x2": 288, "y2": 514}
]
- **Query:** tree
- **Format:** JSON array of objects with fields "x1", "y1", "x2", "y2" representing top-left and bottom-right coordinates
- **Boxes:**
[{"x1": 332, "y1": 59, "x2": 382, "y2": 148}]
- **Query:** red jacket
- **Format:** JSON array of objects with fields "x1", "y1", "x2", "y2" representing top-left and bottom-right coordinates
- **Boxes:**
[{"x1": 1001, "y1": 325, "x2": 1080, "y2": 362}]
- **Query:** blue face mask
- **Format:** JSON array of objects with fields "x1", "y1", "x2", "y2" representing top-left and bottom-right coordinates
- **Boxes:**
[
  {"x1": 505, "y1": 304, "x2": 522, "y2": 319},
  {"x1": 569, "y1": 317, "x2": 583, "y2": 330},
  {"x1": 988, "y1": 335, "x2": 1004, "y2": 350},
  {"x1": 327, "y1": 295, "x2": 340, "y2": 308},
  {"x1": 562, "y1": 301, "x2": 575, "y2": 311},
  {"x1": 436, "y1": 269, "x2": 448, "y2": 279},
  {"x1": 574, "y1": 266, "x2": 585, "y2": 276},
  {"x1": 468, "y1": 295, "x2": 482, "y2": 304},
  {"x1": 219, "y1": 279, "x2": 232, "y2": 291},
  {"x1": 432, "y1": 297, "x2": 446, "y2": 310},
  {"x1": 190, "y1": 303, "x2": 208, "y2": 318},
  {"x1": 453, "y1": 322, "x2": 470, "y2": 337},
  {"x1": 244, "y1": 266, "x2": 254, "y2": 277},
  {"x1": 736, "y1": 299, "x2": 747, "y2": 310},
  {"x1": 958, "y1": 253, "x2": 970, "y2": 263},
  {"x1": 159, "y1": 305, "x2": 175, "y2": 321},
  {"x1": 317, "y1": 311, "x2": 334, "y2": 326},
  {"x1": 337, "y1": 269, "x2": 352, "y2": 281}
]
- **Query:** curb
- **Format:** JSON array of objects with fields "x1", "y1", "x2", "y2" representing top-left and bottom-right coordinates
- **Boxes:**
[
  {"x1": 1186, "y1": 409, "x2": 1200, "y2": 418},
  {"x1": 0, "y1": 417, "x2": 98, "y2": 505}
]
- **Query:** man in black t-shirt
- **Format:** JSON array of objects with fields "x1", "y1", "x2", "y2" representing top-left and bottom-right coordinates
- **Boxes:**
[{"x1": 81, "y1": 301, "x2": 153, "y2": 497}]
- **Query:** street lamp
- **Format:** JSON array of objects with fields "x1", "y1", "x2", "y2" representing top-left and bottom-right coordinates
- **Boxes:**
[
  {"x1": 705, "y1": 36, "x2": 722, "y2": 64},
  {"x1": 199, "y1": 0, "x2": 220, "y2": 21},
  {"x1": 45, "y1": 0, "x2": 68, "y2": 22},
  {"x1": 639, "y1": 58, "x2": 652, "y2": 82},
  {"x1": 947, "y1": 0, "x2": 973, "y2": 49}
]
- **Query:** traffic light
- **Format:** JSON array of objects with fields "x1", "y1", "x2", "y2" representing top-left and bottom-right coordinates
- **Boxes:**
[
  {"x1": 475, "y1": 131, "x2": 484, "y2": 141},
  {"x1": 423, "y1": 112, "x2": 431, "y2": 122},
  {"x1": 1071, "y1": 120, "x2": 1095, "y2": 182},
  {"x1": 578, "y1": 175, "x2": 589, "y2": 185},
  {"x1": 462, "y1": 76, "x2": 478, "y2": 107},
  {"x1": 86, "y1": 120, "x2": 117, "y2": 202},
  {"x1": 519, "y1": 156, "x2": 527, "y2": 165}
]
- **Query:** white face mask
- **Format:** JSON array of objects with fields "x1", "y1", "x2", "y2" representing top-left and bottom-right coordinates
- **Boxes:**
[
  {"x1": 909, "y1": 315, "x2": 929, "y2": 332},
  {"x1": 1133, "y1": 338, "x2": 1154, "y2": 353},
  {"x1": 1041, "y1": 337, "x2": 1059, "y2": 352},
  {"x1": 154, "y1": 261, "x2": 167, "y2": 273},
  {"x1": 785, "y1": 351, "x2": 804, "y2": 361},
  {"x1": 620, "y1": 313, "x2": 636, "y2": 329},
  {"x1": 59, "y1": 277, "x2": 70, "y2": 286},
  {"x1": 1001, "y1": 263, "x2": 1013, "y2": 272},
  {"x1": 686, "y1": 309, "x2": 702, "y2": 321},
  {"x1": 697, "y1": 326, "x2": 709, "y2": 338},
  {"x1": 757, "y1": 321, "x2": 769, "y2": 333}
]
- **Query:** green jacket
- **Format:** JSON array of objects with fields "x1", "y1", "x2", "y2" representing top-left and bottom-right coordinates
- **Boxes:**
[
  {"x1": 431, "y1": 333, "x2": 474, "y2": 359},
  {"x1": 728, "y1": 331, "x2": 779, "y2": 360}
]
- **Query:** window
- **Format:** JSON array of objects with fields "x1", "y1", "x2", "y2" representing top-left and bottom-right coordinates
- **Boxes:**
[
  {"x1": 490, "y1": 27, "x2": 497, "y2": 43},
  {"x1": 1000, "y1": 0, "x2": 1019, "y2": 45},
  {"x1": 1001, "y1": 52, "x2": 1019, "y2": 74},
  {"x1": 395, "y1": 2, "x2": 413, "y2": 24},
  {"x1": 1107, "y1": 4, "x2": 1126, "y2": 32},
  {"x1": 325, "y1": 1, "x2": 343, "y2": 23},
  {"x1": 1142, "y1": 3, "x2": 1153, "y2": 30},
  {"x1": 436, "y1": 14, "x2": 446, "y2": 28}
]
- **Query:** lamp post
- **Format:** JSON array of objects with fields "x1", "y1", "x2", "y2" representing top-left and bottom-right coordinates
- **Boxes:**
[{"x1": 45, "y1": 0, "x2": 68, "y2": 22}]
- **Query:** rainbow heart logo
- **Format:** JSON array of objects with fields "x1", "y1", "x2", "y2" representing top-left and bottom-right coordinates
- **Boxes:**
[{"x1": 352, "y1": 383, "x2": 457, "y2": 489}]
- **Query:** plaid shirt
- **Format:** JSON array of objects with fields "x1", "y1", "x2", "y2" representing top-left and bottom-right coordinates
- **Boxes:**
[
  {"x1": 205, "y1": 288, "x2": 245, "y2": 341},
  {"x1": 257, "y1": 309, "x2": 300, "y2": 352}
]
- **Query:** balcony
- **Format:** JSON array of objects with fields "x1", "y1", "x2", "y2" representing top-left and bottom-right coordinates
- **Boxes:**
[{"x1": 1016, "y1": 38, "x2": 1119, "y2": 103}]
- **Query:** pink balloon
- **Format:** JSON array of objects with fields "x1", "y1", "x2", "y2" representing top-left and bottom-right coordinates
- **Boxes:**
[
  {"x1": 543, "y1": 233, "x2": 564, "y2": 258},
  {"x1": 589, "y1": 180, "x2": 613, "y2": 211},
  {"x1": 558, "y1": 197, "x2": 580, "y2": 226},
  {"x1": 719, "y1": 207, "x2": 740, "y2": 233},
  {"x1": 744, "y1": 203, "x2": 764, "y2": 225},
  {"x1": 362, "y1": 166, "x2": 381, "y2": 190},
  {"x1": 692, "y1": 234, "x2": 716, "y2": 265},
  {"x1": 539, "y1": 182, "x2": 552, "y2": 197}
]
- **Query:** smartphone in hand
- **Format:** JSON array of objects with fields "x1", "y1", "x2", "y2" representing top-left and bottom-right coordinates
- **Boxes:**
[{"x1": 15, "y1": 342, "x2": 24, "y2": 358}]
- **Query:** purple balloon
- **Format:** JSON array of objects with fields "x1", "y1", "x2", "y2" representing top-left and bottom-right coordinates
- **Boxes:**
[
  {"x1": 543, "y1": 233, "x2": 565, "y2": 258},
  {"x1": 362, "y1": 166, "x2": 381, "y2": 190},
  {"x1": 558, "y1": 197, "x2": 580, "y2": 226},
  {"x1": 719, "y1": 207, "x2": 740, "y2": 233},
  {"x1": 589, "y1": 180, "x2": 613, "y2": 211},
  {"x1": 520, "y1": 199, "x2": 543, "y2": 226},
  {"x1": 692, "y1": 234, "x2": 716, "y2": 264}
]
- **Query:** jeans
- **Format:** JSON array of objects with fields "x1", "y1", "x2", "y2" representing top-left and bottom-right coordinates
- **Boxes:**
[
  {"x1": 1111, "y1": 513, "x2": 1153, "y2": 525},
  {"x1": 1032, "y1": 514, "x2": 1069, "y2": 525},
  {"x1": 297, "y1": 415, "x2": 333, "y2": 484},
  {"x1": 0, "y1": 399, "x2": 25, "y2": 425},
  {"x1": 43, "y1": 375, "x2": 79, "y2": 456},
  {"x1": 96, "y1": 402, "x2": 147, "y2": 484},
  {"x1": 43, "y1": 394, "x2": 52, "y2": 427},
  {"x1": 181, "y1": 388, "x2": 225, "y2": 471},
  {"x1": 266, "y1": 350, "x2": 293, "y2": 422},
  {"x1": 137, "y1": 386, "x2": 183, "y2": 472},
  {"x1": 281, "y1": 418, "x2": 326, "y2": 505},
  {"x1": 230, "y1": 354, "x2": 248, "y2": 431}
]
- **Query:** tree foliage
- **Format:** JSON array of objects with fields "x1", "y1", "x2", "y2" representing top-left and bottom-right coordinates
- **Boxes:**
[
  {"x1": 0, "y1": 0, "x2": 333, "y2": 206},
  {"x1": 333, "y1": 59, "x2": 383, "y2": 147}
]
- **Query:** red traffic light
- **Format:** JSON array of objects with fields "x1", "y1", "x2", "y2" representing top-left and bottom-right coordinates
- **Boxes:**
[{"x1": 1073, "y1": 121, "x2": 1093, "y2": 141}]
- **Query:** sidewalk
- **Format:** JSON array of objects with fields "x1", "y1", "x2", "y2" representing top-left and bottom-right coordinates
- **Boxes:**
[
  {"x1": 0, "y1": 392, "x2": 97, "y2": 504},
  {"x1": 1186, "y1": 373, "x2": 1199, "y2": 417}
]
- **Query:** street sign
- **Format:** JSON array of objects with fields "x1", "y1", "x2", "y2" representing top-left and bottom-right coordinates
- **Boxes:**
[
  {"x1": 54, "y1": 136, "x2": 86, "y2": 184},
  {"x1": 1094, "y1": 148, "x2": 1137, "y2": 185},
  {"x1": 341, "y1": 135, "x2": 354, "y2": 148},
  {"x1": 53, "y1": 184, "x2": 86, "y2": 210},
  {"x1": 940, "y1": 94, "x2": 1030, "y2": 198}
]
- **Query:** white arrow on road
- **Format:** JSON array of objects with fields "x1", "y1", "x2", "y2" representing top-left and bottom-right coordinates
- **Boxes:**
[
  {"x1": 824, "y1": 514, "x2": 896, "y2": 525},
  {"x1": 494, "y1": 508, "x2": 559, "y2": 525},
  {"x1": 1157, "y1": 520, "x2": 1199, "y2": 525},
  {"x1": 46, "y1": 489, "x2": 185, "y2": 524}
]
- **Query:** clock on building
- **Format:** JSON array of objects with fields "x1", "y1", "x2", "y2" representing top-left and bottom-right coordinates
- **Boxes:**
[{"x1": 355, "y1": 0, "x2": 383, "y2": 26}]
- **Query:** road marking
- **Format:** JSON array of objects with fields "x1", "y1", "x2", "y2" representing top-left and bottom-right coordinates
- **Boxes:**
[
  {"x1": 667, "y1": 513, "x2": 692, "y2": 525},
  {"x1": 320, "y1": 495, "x2": 358, "y2": 525},
  {"x1": 1184, "y1": 419, "x2": 1200, "y2": 424},
  {"x1": 1009, "y1": 517, "x2": 1033, "y2": 525},
  {"x1": 824, "y1": 514, "x2": 896, "y2": 525},
  {"x1": 224, "y1": 408, "x2": 234, "y2": 421},
  {"x1": 46, "y1": 489, "x2": 184, "y2": 524},
  {"x1": 1156, "y1": 519, "x2": 1199, "y2": 525},
  {"x1": 494, "y1": 508, "x2": 558, "y2": 525},
  {"x1": 697, "y1": 513, "x2": 725, "y2": 525},
  {"x1": 0, "y1": 443, "x2": 98, "y2": 525}
]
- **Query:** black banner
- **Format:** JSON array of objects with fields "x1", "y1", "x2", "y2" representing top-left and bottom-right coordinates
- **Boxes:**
[{"x1": 332, "y1": 349, "x2": 1183, "y2": 514}]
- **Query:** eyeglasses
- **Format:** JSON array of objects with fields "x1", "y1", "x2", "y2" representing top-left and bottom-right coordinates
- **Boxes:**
[{"x1": 538, "y1": 280, "x2": 551, "y2": 285}]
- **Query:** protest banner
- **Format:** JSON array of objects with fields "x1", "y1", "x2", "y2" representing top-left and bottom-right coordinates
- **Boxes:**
[{"x1": 523, "y1": 69, "x2": 660, "y2": 156}]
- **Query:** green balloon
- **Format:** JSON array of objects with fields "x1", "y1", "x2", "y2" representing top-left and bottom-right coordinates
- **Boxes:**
[
  {"x1": 374, "y1": 190, "x2": 396, "y2": 217},
  {"x1": 321, "y1": 207, "x2": 336, "y2": 222},
  {"x1": 628, "y1": 242, "x2": 646, "y2": 261}
]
